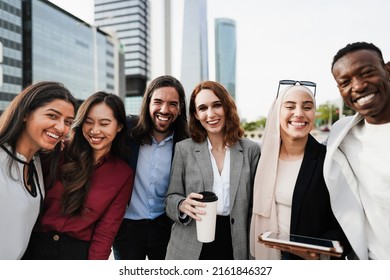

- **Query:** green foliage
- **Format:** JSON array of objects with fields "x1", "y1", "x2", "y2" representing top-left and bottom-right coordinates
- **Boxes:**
[
  {"x1": 316, "y1": 101, "x2": 354, "y2": 127},
  {"x1": 342, "y1": 102, "x2": 355, "y2": 116},
  {"x1": 241, "y1": 118, "x2": 266, "y2": 131},
  {"x1": 316, "y1": 104, "x2": 339, "y2": 126}
]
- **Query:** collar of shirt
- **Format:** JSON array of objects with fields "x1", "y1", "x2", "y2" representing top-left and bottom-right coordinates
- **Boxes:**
[
  {"x1": 125, "y1": 133, "x2": 174, "y2": 220},
  {"x1": 151, "y1": 132, "x2": 174, "y2": 146},
  {"x1": 206, "y1": 137, "x2": 230, "y2": 152},
  {"x1": 94, "y1": 152, "x2": 111, "y2": 168}
]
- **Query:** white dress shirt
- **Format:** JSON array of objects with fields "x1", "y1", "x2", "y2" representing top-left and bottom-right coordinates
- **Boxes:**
[{"x1": 207, "y1": 138, "x2": 230, "y2": 216}]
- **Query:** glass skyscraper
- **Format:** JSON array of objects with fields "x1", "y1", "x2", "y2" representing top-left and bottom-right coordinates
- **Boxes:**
[
  {"x1": 0, "y1": 0, "x2": 23, "y2": 111},
  {"x1": 94, "y1": 0, "x2": 150, "y2": 114},
  {"x1": 215, "y1": 18, "x2": 236, "y2": 100},
  {"x1": 181, "y1": 0, "x2": 209, "y2": 101},
  {"x1": 23, "y1": 0, "x2": 121, "y2": 101},
  {"x1": 0, "y1": 0, "x2": 124, "y2": 112}
]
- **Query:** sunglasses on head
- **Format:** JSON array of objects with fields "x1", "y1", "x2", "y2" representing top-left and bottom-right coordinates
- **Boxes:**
[{"x1": 277, "y1": 79, "x2": 316, "y2": 98}]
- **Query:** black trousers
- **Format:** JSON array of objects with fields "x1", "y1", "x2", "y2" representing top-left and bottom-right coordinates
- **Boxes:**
[
  {"x1": 113, "y1": 213, "x2": 172, "y2": 260},
  {"x1": 22, "y1": 232, "x2": 90, "y2": 260},
  {"x1": 199, "y1": 215, "x2": 234, "y2": 260}
]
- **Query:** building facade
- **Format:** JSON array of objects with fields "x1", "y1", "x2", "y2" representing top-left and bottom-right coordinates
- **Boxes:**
[
  {"x1": 23, "y1": 0, "x2": 123, "y2": 101},
  {"x1": 0, "y1": 0, "x2": 23, "y2": 111},
  {"x1": 94, "y1": 0, "x2": 150, "y2": 114},
  {"x1": 215, "y1": 18, "x2": 236, "y2": 100},
  {"x1": 0, "y1": 0, "x2": 124, "y2": 112},
  {"x1": 181, "y1": 0, "x2": 209, "y2": 101}
]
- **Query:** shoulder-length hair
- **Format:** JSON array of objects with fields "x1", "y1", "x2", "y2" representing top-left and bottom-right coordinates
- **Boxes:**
[
  {"x1": 189, "y1": 81, "x2": 244, "y2": 146},
  {"x1": 0, "y1": 81, "x2": 77, "y2": 179},
  {"x1": 132, "y1": 75, "x2": 188, "y2": 144},
  {"x1": 60, "y1": 91, "x2": 130, "y2": 216}
]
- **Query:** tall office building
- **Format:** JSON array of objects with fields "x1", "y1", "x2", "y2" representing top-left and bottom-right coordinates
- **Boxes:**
[
  {"x1": 181, "y1": 0, "x2": 208, "y2": 100},
  {"x1": 22, "y1": 0, "x2": 123, "y2": 101},
  {"x1": 94, "y1": 0, "x2": 150, "y2": 114},
  {"x1": 215, "y1": 18, "x2": 236, "y2": 100},
  {"x1": 0, "y1": 0, "x2": 23, "y2": 111},
  {"x1": 0, "y1": 0, "x2": 124, "y2": 113},
  {"x1": 149, "y1": 0, "x2": 171, "y2": 78}
]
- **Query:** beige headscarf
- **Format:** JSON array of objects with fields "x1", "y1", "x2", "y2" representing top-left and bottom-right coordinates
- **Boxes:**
[{"x1": 249, "y1": 85, "x2": 315, "y2": 259}]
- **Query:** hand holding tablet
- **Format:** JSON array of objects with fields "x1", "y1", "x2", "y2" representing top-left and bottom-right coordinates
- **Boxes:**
[{"x1": 258, "y1": 231, "x2": 343, "y2": 258}]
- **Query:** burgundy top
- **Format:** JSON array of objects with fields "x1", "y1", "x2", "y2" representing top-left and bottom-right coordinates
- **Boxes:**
[{"x1": 39, "y1": 153, "x2": 133, "y2": 259}]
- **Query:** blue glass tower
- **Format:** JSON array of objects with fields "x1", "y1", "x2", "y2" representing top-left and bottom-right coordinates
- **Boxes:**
[{"x1": 215, "y1": 18, "x2": 236, "y2": 99}]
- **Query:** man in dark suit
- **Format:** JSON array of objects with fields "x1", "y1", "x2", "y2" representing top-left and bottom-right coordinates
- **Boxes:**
[{"x1": 113, "y1": 75, "x2": 189, "y2": 260}]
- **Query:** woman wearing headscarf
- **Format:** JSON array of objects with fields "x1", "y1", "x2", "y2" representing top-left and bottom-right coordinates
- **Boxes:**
[{"x1": 249, "y1": 81, "x2": 351, "y2": 260}]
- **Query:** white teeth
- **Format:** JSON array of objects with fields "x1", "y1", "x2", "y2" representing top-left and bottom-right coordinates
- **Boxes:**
[
  {"x1": 356, "y1": 93, "x2": 375, "y2": 106},
  {"x1": 290, "y1": 122, "x2": 306, "y2": 127},
  {"x1": 157, "y1": 115, "x2": 169, "y2": 121},
  {"x1": 208, "y1": 120, "x2": 219, "y2": 125},
  {"x1": 91, "y1": 137, "x2": 101, "y2": 142},
  {"x1": 47, "y1": 132, "x2": 59, "y2": 139}
]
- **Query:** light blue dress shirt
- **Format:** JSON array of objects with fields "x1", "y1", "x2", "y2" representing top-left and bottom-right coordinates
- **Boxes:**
[{"x1": 124, "y1": 134, "x2": 174, "y2": 220}]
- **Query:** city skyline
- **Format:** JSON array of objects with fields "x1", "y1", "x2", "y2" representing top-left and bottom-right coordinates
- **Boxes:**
[{"x1": 50, "y1": 0, "x2": 390, "y2": 121}]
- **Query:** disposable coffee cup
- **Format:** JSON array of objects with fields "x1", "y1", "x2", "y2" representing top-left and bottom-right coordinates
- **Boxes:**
[{"x1": 194, "y1": 191, "x2": 218, "y2": 243}]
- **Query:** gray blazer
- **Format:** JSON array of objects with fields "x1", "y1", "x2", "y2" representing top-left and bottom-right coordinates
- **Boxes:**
[{"x1": 165, "y1": 138, "x2": 260, "y2": 259}]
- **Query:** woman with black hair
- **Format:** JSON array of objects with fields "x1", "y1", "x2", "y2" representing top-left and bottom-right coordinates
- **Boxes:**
[
  {"x1": 24, "y1": 92, "x2": 133, "y2": 260},
  {"x1": 0, "y1": 81, "x2": 77, "y2": 260}
]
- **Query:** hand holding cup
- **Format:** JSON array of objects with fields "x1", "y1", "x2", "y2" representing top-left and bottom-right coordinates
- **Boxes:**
[{"x1": 179, "y1": 192, "x2": 206, "y2": 221}]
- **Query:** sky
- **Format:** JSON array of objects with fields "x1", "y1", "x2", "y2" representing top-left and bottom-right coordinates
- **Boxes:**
[{"x1": 49, "y1": 0, "x2": 390, "y2": 121}]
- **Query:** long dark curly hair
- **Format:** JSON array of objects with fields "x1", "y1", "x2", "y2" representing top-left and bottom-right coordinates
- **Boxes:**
[{"x1": 131, "y1": 75, "x2": 189, "y2": 144}]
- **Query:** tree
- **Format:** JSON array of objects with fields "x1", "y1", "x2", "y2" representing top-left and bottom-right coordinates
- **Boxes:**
[
  {"x1": 316, "y1": 103, "x2": 340, "y2": 127},
  {"x1": 241, "y1": 117, "x2": 266, "y2": 131}
]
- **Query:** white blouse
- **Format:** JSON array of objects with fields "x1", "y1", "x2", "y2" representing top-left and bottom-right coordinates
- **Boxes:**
[
  {"x1": 207, "y1": 138, "x2": 230, "y2": 216},
  {"x1": 0, "y1": 145, "x2": 45, "y2": 259}
]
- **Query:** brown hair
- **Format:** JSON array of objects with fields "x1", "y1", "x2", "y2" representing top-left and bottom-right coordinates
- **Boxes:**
[
  {"x1": 189, "y1": 81, "x2": 244, "y2": 146},
  {"x1": 132, "y1": 75, "x2": 188, "y2": 144}
]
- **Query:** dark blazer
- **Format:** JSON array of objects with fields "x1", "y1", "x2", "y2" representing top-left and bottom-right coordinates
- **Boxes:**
[
  {"x1": 165, "y1": 138, "x2": 261, "y2": 259},
  {"x1": 289, "y1": 134, "x2": 351, "y2": 259}
]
